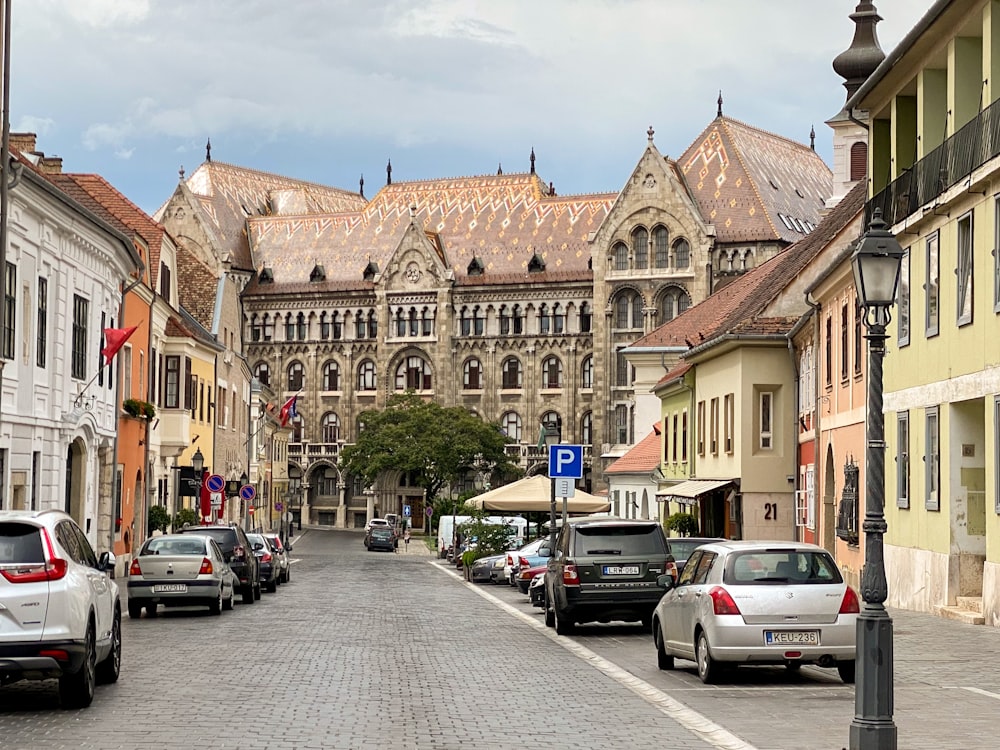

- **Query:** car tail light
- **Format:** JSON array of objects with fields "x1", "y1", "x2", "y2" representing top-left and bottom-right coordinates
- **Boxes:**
[
  {"x1": 233, "y1": 545, "x2": 245, "y2": 559},
  {"x1": 840, "y1": 586, "x2": 860, "y2": 614},
  {"x1": 261, "y1": 552, "x2": 272, "y2": 563},
  {"x1": 708, "y1": 586, "x2": 741, "y2": 615},
  {"x1": 518, "y1": 556, "x2": 530, "y2": 568},
  {"x1": 506, "y1": 554, "x2": 513, "y2": 566},
  {"x1": 129, "y1": 558, "x2": 143, "y2": 576},
  {"x1": 562, "y1": 564, "x2": 579, "y2": 585},
  {"x1": 665, "y1": 560, "x2": 679, "y2": 580},
  {"x1": 0, "y1": 528, "x2": 68, "y2": 584},
  {"x1": 199, "y1": 558, "x2": 214, "y2": 575}
]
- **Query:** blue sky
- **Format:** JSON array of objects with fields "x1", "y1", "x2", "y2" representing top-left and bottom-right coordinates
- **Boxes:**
[{"x1": 10, "y1": 1, "x2": 928, "y2": 215}]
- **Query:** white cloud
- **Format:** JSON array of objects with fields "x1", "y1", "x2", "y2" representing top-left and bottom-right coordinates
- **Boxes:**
[
  {"x1": 13, "y1": 115, "x2": 55, "y2": 136},
  {"x1": 64, "y1": 0, "x2": 151, "y2": 28}
]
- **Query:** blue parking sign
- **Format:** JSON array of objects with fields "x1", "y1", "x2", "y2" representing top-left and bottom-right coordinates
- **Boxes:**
[
  {"x1": 548, "y1": 445, "x2": 583, "y2": 479},
  {"x1": 403, "y1": 505, "x2": 411, "y2": 517}
]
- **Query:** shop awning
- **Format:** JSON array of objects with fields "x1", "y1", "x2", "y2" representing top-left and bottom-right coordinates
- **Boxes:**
[{"x1": 656, "y1": 478, "x2": 735, "y2": 500}]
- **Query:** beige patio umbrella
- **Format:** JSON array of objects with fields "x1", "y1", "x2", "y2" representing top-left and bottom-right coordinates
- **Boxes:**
[{"x1": 466, "y1": 475, "x2": 611, "y2": 513}]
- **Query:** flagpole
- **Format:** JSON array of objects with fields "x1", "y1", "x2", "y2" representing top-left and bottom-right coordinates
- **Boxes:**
[{"x1": 73, "y1": 369, "x2": 104, "y2": 407}]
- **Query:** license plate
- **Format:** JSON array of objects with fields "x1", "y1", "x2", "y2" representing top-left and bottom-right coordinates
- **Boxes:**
[
  {"x1": 152, "y1": 584, "x2": 187, "y2": 593},
  {"x1": 603, "y1": 565, "x2": 640, "y2": 575},
  {"x1": 765, "y1": 630, "x2": 819, "y2": 646}
]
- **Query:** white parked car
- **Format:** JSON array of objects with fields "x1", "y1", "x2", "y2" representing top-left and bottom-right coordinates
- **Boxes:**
[
  {"x1": 127, "y1": 533, "x2": 237, "y2": 616},
  {"x1": 652, "y1": 540, "x2": 858, "y2": 684},
  {"x1": 0, "y1": 509, "x2": 121, "y2": 708}
]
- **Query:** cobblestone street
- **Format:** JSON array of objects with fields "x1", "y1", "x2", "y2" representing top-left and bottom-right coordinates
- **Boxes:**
[{"x1": 4, "y1": 528, "x2": 1000, "y2": 749}]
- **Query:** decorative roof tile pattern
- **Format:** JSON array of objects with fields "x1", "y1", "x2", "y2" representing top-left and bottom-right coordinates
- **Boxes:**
[
  {"x1": 680, "y1": 116, "x2": 832, "y2": 244},
  {"x1": 180, "y1": 161, "x2": 367, "y2": 271},
  {"x1": 605, "y1": 423, "x2": 663, "y2": 474},
  {"x1": 632, "y1": 180, "x2": 866, "y2": 352},
  {"x1": 247, "y1": 172, "x2": 615, "y2": 288}
]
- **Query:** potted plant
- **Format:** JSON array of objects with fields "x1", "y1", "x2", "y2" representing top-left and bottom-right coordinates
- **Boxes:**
[{"x1": 122, "y1": 398, "x2": 155, "y2": 420}]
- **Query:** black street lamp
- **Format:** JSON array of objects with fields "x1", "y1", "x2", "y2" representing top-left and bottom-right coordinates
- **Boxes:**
[
  {"x1": 849, "y1": 207, "x2": 904, "y2": 750},
  {"x1": 191, "y1": 448, "x2": 206, "y2": 525}
]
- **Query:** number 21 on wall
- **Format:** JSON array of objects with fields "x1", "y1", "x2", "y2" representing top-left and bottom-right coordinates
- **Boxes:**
[{"x1": 764, "y1": 502, "x2": 777, "y2": 521}]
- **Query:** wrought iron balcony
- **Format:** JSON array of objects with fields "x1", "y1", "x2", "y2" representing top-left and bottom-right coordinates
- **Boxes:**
[{"x1": 867, "y1": 96, "x2": 1000, "y2": 227}]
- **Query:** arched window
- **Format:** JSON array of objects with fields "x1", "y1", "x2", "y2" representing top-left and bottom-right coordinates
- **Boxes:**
[
  {"x1": 512, "y1": 304, "x2": 524, "y2": 335},
  {"x1": 473, "y1": 306, "x2": 484, "y2": 336},
  {"x1": 552, "y1": 303, "x2": 564, "y2": 334},
  {"x1": 354, "y1": 311, "x2": 366, "y2": 339},
  {"x1": 296, "y1": 312, "x2": 307, "y2": 340},
  {"x1": 321, "y1": 412, "x2": 341, "y2": 443},
  {"x1": 579, "y1": 301, "x2": 592, "y2": 333},
  {"x1": 613, "y1": 242, "x2": 629, "y2": 271},
  {"x1": 653, "y1": 226, "x2": 669, "y2": 268},
  {"x1": 463, "y1": 357, "x2": 483, "y2": 390},
  {"x1": 357, "y1": 359, "x2": 377, "y2": 391},
  {"x1": 319, "y1": 312, "x2": 330, "y2": 339},
  {"x1": 409, "y1": 307, "x2": 420, "y2": 337},
  {"x1": 499, "y1": 305, "x2": 511, "y2": 335},
  {"x1": 262, "y1": 313, "x2": 274, "y2": 341},
  {"x1": 661, "y1": 294, "x2": 674, "y2": 322},
  {"x1": 287, "y1": 361, "x2": 304, "y2": 390},
  {"x1": 541, "y1": 411, "x2": 562, "y2": 442},
  {"x1": 673, "y1": 238, "x2": 690, "y2": 269},
  {"x1": 632, "y1": 294, "x2": 644, "y2": 328},
  {"x1": 285, "y1": 313, "x2": 295, "y2": 341},
  {"x1": 541, "y1": 355, "x2": 563, "y2": 389},
  {"x1": 677, "y1": 290, "x2": 691, "y2": 315},
  {"x1": 581, "y1": 355, "x2": 594, "y2": 389},
  {"x1": 367, "y1": 311, "x2": 377, "y2": 339},
  {"x1": 421, "y1": 307, "x2": 433, "y2": 336},
  {"x1": 501, "y1": 411, "x2": 523, "y2": 441},
  {"x1": 395, "y1": 355, "x2": 431, "y2": 390},
  {"x1": 632, "y1": 227, "x2": 648, "y2": 270},
  {"x1": 332, "y1": 311, "x2": 343, "y2": 340},
  {"x1": 539, "y1": 304, "x2": 550, "y2": 334},
  {"x1": 322, "y1": 360, "x2": 341, "y2": 391},
  {"x1": 581, "y1": 411, "x2": 593, "y2": 445},
  {"x1": 501, "y1": 357, "x2": 523, "y2": 389},
  {"x1": 850, "y1": 141, "x2": 867, "y2": 182},
  {"x1": 395, "y1": 308, "x2": 406, "y2": 337},
  {"x1": 253, "y1": 362, "x2": 270, "y2": 387},
  {"x1": 460, "y1": 306, "x2": 471, "y2": 336},
  {"x1": 658, "y1": 287, "x2": 692, "y2": 323},
  {"x1": 615, "y1": 295, "x2": 630, "y2": 329},
  {"x1": 250, "y1": 314, "x2": 262, "y2": 342}
]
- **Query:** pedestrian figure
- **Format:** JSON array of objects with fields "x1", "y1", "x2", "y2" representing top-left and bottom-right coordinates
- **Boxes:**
[{"x1": 404, "y1": 529, "x2": 411, "y2": 552}]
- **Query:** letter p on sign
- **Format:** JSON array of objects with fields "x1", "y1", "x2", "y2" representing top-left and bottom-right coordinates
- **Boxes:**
[{"x1": 548, "y1": 445, "x2": 583, "y2": 479}]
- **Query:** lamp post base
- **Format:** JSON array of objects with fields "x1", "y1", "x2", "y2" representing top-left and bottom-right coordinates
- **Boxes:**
[{"x1": 849, "y1": 607, "x2": 896, "y2": 750}]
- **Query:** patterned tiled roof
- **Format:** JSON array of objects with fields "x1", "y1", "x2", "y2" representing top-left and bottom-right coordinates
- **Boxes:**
[
  {"x1": 632, "y1": 180, "x2": 866, "y2": 352},
  {"x1": 177, "y1": 160, "x2": 367, "y2": 271},
  {"x1": 605, "y1": 423, "x2": 663, "y2": 474},
  {"x1": 246, "y1": 172, "x2": 615, "y2": 289},
  {"x1": 680, "y1": 116, "x2": 832, "y2": 244}
]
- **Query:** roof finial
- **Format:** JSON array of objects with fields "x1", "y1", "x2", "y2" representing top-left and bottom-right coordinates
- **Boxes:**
[
  {"x1": 497, "y1": 162, "x2": 503, "y2": 175},
  {"x1": 647, "y1": 125, "x2": 655, "y2": 142},
  {"x1": 548, "y1": 181, "x2": 555, "y2": 196},
  {"x1": 833, "y1": 2, "x2": 886, "y2": 103},
  {"x1": 386, "y1": 158, "x2": 392, "y2": 186},
  {"x1": 179, "y1": 165, "x2": 185, "y2": 181},
  {"x1": 359, "y1": 173, "x2": 365, "y2": 199},
  {"x1": 810, "y1": 125, "x2": 816, "y2": 151},
  {"x1": 530, "y1": 147, "x2": 536, "y2": 175},
  {"x1": 205, "y1": 138, "x2": 211, "y2": 162},
  {"x1": 717, "y1": 90, "x2": 723, "y2": 118}
]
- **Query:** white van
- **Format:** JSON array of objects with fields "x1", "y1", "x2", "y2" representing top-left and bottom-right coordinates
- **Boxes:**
[{"x1": 436, "y1": 515, "x2": 527, "y2": 559}]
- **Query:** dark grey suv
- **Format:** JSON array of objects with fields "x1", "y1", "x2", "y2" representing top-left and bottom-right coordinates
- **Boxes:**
[
  {"x1": 177, "y1": 524, "x2": 260, "y2": 604},
  {"x1": 544, "y1": 518, "x2": 670, "y2": 635}
]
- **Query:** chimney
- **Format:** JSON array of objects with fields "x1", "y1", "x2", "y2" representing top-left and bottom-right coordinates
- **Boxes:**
[
  {"x1": 9, "y1": 132, "x2": 37, "y2": 155},
  {"x1": 38, "y1": 156, "x2": 63, "y2": 175}
]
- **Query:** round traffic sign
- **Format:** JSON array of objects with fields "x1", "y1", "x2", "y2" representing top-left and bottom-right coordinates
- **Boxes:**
[
  {"x1": 206, "y1": 474, "x2": 225, "y2": 493},
  {"x1": 425, "y1": 506, "x2": 434, "y2": 518},
  {"x1": 239, "y1": 484, "x2": 257, "y2": 502}
]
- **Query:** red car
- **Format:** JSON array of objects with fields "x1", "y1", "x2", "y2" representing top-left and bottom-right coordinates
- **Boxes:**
[{"x1": 517, "y1": 563, "x2": 547, "y2": 595}]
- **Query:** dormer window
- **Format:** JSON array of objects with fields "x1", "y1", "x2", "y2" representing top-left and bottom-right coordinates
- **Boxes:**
[
  {"x1": 310, "y1": 263, "x2": 326, "y2": 282},
  {"x1": 467, "y1": 257, "x2": 485, "y2": 276},
  {"x1": 258, "y1": 267, "x2": 274, "y2": 283},
  {"x1": 528, "y1": 253, "x2": 545, "y2": 273},
  {"x1": 363, "y1": 261, "x2": 379, "y2": 282}
]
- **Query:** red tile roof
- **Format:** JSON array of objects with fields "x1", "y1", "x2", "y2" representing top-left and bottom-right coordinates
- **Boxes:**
[{"x1": 605, "y1": 423, "x2": 663, "y2": 474}]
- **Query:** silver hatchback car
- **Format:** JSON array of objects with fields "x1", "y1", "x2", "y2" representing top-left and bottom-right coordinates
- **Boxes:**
[{"x1": 652, "y1": 541, "x2": 859, "y2": 684}]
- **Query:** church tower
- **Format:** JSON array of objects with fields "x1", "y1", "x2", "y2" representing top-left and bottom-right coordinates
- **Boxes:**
[{"x1": 826, "y1": 1, "x2": 886, "y2": 207}]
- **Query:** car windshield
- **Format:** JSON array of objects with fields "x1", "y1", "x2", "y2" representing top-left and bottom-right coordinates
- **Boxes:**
[
  {"x1": 0, "y1": 523, "x2": 43, "y2": 563},
  {"x1": 371, "y1": 529, "x2": 392, "y2": 540},
  {"x1": 574, "y1": 525, "x2": 664, "y2": 556},
  {"x1": 182, "y1": 528, "x2": 236, "y2": 550},
  {"x1": 725, "y1": 550, "x2": 844, "y2": 585},
  {"x1": 143, "y1": 537, "x2": 207, "y2": 556},
  {"x1": 666, "y1": 540, "x2": 710, "y2": 560}
]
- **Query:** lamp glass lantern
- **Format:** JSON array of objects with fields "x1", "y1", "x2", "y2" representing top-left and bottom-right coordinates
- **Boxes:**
[
  {"x1": 851, "y1": 208, "x2": 904, "y2": 312},
  {"x1": 191, "y1": 448, "x2": 204, "y2": 475}
]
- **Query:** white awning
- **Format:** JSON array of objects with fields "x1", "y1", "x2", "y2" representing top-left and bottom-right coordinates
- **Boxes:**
[{"x1": 656, "y1": 479, "x2": 735, "y2": 500}]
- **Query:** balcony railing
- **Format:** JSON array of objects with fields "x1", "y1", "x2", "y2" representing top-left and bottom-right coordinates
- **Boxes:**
[
  {"x1": 288, "y1": 442, "x2": 341, "y2": 462},
  {"x1": 867, "y1": 95, "x2": 1000, "y2": 227}
]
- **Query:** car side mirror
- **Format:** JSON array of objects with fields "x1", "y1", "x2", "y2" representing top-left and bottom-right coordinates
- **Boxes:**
[
  {"x1": 540, "y1": 548, "x2": 551, "y2": 557},
  {"x1": 98, "y1": 551, "x2": 116, "y2": 574},
  {"x1": 253, "y1": 542, "x2": 264, "y2": 551},
  {"x1": 656, "y1": 573, "x2": 676, "y2": 590}
]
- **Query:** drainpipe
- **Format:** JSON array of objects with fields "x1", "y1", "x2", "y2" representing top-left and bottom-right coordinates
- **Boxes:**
[{"x1": 804, "y1": 291, "x2": 824, "y2": 545}]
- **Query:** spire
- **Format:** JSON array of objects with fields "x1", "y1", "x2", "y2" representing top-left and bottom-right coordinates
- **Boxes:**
[
  {"x1": 497, "y1": 162, "x2": 503, "y2": 175},
  {"x1": 529, "y1": 147, "x2": 536, "y2": 175},
  {"x1": 647, "y1": 125, "x2": 655, "y2": 143},
  {"x1": 717, "y1": 90, "x2": 723, "y2": 118},
  {"x1": 359, "y1": 173, "x2": 365, "y2": 199},
  {"x1": 205, "y1": 138, "x2": 211, "y2": 162},
  {"x1": 386, "y1": 158, "x2": 392, "y2": 186},
  {"x1": 810, "y1": 125, "x2": 816, "y2": 151},
  {"x1": 833, "y1": 1, "x2": 886, "y2": 103},
  {"x1": 179, "y1": 166, "x2": 185, "y2": 181}
]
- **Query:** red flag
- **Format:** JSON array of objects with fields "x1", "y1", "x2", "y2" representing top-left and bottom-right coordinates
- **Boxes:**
[
  {"x1": 279, "y1": 394, "x2": 298, "y2": 427},
  {"x1": 101, "y1": 326, "x2": 138, "y2": 365}
]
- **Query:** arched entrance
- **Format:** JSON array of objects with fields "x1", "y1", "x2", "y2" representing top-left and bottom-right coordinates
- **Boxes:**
[
  {"x1": 823, "y1": 443, "x2": 836, "y2": 553},
  {"x1": 64, "y1": 439, "x2": 87, "y2": 528}
]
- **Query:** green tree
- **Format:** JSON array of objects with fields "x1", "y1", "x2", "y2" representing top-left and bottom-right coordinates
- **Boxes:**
[
  {"x1": 458, "y1": 510, "x2": 516, "y2": 563},
  {"x1": 172, "y1": 508, "x2": 198, "y2": 530},
  {"x1": 665, "y1": 512, "x2": 700, "y2": 537},
  {"x1": 147, "y1": 505, "x2": 170, "y2": 536},
  {"x1": 340, "y1": 392, "x2": 521, "y2": 501}
]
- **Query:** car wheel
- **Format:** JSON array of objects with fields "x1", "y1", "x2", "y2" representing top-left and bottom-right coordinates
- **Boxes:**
[
  {"x1": 127, "y1": 601, "x2": 143, "y2": 620},
  {"x1": 654, "y1": 623, "x2": 674, "y2": 671},
  {"x1": 837, "y1": 660, "x2": 856, "y2": 684},
  {"x1": 209, "y1": 587, "x2": 223, "y2": 615},
  {"x1": 266, "y1": 577, "x2": 277, "y2": 594},
  {"x1": 242, "y1": 584, "x2": 255, "y2": 604},
  {"x1": 223, "y1": 584, "x2": 235, "y2": 611},
  {"x1": 96, "y1": 609, "x2": 121, "y2": 684},
  {"x1": 284, "y1": 567, "x2": 290, "y2": 584},
  {"x1": 253, "y1": 580, "x2": 262, "y2": 600},
  {"x1": 59, "y1": 622, "x2": 96, "y2": 709},
  {"x1": 544, "y1": 591, "x2": 555, "y2": 628},
  {"x1": 554, "y1": 605, "x2": 574, "y2": 636},
  {"x1": 145, "y1": 604, "x2": 157, "y2": 618},
  {"x1": 696, "y1": 631, "x2": 720, "y2": 684}
]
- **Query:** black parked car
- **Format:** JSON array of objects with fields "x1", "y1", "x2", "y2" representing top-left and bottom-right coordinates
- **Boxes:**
[
  {"x1": 544, "y1": 517, "x2": 671, "y2": 635},
  {"x1": 177, "y1": 524, "x2": 261, "y2": 604},
  {"x1": 247, "y1": 533, "x2": 279, "y2": 593},
  {"x1": 366, "y1": 527, "x2": 395, "y2": 552}
]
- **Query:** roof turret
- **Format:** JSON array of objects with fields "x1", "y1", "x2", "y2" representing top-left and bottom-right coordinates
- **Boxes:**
[{"x1": 832, "y1": 1, "x2": 886, "y2": 102}]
